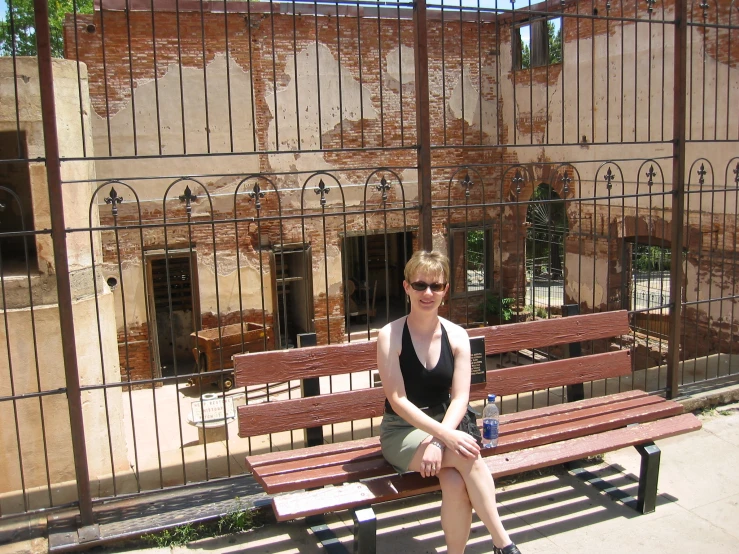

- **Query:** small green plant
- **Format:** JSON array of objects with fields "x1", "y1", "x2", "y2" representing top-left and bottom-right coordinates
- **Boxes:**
[
  {"x1": 218, "y1": 503, "x2": 261, "y2": 535},
  {"x1": 535, "y1": 306, "x2": 549, "y2": 319},
  {"x1": 143, "y1": 523, "x2": 205, "y2": 547},
  {"x1": 485, "y1": 294, "x2": 515, "y2": 322},
  {"x1": 141, "y1": 503, "x2": 264, "y2": 547},
  {"x1": 699, "y1": 406, "x2": 733, "y2": 418}
]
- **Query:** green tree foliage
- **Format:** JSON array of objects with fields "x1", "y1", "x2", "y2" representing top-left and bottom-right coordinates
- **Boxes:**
[
  {"x1": 521, "y1": 42, "x2": 531, "y2": 70},
  {"x1": 519, "y1": 19, "x2": 562, "y2": 70},
  {"x1": 0, "y1": 0, "x2": 93, "y2": 58},
  {"x1": 548, "y1": 20, "x2": 562, "y2": 65},
  {"x1": 633, "y1": 245, "x2": 671, "y2": 272}
]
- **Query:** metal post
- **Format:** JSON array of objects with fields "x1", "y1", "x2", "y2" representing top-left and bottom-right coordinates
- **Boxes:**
[
  {"x1": 297, "y1": 332, "x2": 323, "y2": 446},
  {"x1": 667, "y1": 0, "x2": 688, "y2": 399},
  {"x1": 635, "y1": 442, "x2": 661, "y2": 514},
  {"x1": 562, "y1": 304, "x2": 584, "y2": 402},
  {"x1": 32, "y1": 0, "x2": 94, "y2": 526},
  {"x1": 413, "y1": 0, "x2": 432, "y2": 251},
  {"x1": 352, "y1": 506, "x2": 377, "y2": 554}
]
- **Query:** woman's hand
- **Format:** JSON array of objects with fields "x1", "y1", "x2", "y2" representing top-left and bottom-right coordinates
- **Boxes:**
[
  {"x1": 420, "y1": 439, "x2": 445, "y2": 478},
  {"x1": 443, "y1": 429, "x2": 480, "y2": 460}
]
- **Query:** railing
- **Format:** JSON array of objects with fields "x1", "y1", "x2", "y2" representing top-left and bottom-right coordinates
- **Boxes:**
[{"x1": 0, "y1": 0, "x2": 737, "y2": 531}]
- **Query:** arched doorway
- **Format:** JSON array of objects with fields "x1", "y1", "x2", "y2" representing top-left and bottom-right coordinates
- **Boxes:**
[{"x1": 525, "y1": 184, "x2": 567, "y2": 315}]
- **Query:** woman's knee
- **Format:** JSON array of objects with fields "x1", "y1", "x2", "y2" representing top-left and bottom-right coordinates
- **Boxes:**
[
  {"x1": 443, "y1": 449, "x2": 477, "y2": 473},
  {"x1": 438, "y1": 469, "x2": 470, "y2": 502}
]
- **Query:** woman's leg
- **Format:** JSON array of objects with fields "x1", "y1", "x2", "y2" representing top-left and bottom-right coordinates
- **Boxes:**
[
  {"x1": 407, "y1": 438, "x2": 512, "y2": 550},
  {"x1": 437, "y1": 468, "x2": 472, "y2": 554},
  {"x1": 440, "y1": 450, "x2": 512, "y2": 549}
]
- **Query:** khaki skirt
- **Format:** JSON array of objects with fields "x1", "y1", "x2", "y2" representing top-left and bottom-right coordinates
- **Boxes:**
[{"x1": 379, "y1": 411, "x2": 446, "y2": 473}]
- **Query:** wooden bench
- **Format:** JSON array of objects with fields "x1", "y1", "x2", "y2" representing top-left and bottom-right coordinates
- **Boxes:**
[{"x1": 233, "y1": 310, "x2": 701, "y2": 554}]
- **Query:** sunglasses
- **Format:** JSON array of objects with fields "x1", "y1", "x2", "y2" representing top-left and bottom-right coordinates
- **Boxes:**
[{"x1": 409, "y1": 281, "x2": 447, "y2": 292}]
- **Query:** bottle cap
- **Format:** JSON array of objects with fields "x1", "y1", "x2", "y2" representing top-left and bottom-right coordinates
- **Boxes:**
[{"x1": 488, "y1": 394, "x2": 496, "y2": 401}]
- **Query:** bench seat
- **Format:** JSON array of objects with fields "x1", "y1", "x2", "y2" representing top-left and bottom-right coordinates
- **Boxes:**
[
  {"x1": 269, "y1": 412, "x2": 700, "y2": 521},
  {"x1": 245, "y1": 390, "x2": 699, "y2": 518},
  {"x1": 234, "y1": 310, "x2": 702, "y2": 553}
]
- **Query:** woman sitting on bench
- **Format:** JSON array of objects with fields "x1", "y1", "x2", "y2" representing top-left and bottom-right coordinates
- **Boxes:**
[{"x1": 376, "y1": 250, "x2": 521, "y2": 554}]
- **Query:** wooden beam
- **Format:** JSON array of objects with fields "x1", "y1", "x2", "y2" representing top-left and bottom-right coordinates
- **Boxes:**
[
  {"x1": 237, "y1": 349, "x2": 632, "y2": 437},
  {"x1": 234, "y1": 311, "x2": 631, "y2": 387}
]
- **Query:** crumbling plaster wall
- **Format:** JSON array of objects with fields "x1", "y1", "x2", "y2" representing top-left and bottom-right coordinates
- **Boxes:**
[
  {"x1": 66, "y1": 6, "x2": 503, "y2": 357},
  {"x1": 493, "y1": 1, "x2": 739, "y2": 355},
  {"x1": 0, "y1": 58, "x2": 127, "y2": 513}
]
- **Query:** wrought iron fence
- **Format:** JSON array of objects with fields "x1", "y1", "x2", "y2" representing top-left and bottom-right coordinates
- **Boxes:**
[{"x1": 0, "y1": 0, "x2": 737, "y2": 533}]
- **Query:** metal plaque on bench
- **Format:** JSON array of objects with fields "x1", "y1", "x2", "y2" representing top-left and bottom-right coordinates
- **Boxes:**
[{"x1": 469, "y1": 336, "x2": 486, "y2": 385}]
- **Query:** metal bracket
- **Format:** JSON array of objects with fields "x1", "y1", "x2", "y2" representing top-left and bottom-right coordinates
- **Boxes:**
[
  {"x1": 309, "y1": 514, "x2": 351, "y2": 554},
  {"x1": 77, "y1": 524, "x2": 101, "y2": 543}
]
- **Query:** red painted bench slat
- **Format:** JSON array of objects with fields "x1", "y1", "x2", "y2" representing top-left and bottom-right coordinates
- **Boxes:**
[
  {"x1": 238, "y1": 349, "x2": 632, "y2": 437},
  {"x1": 253, "y1": 395, "x2": 686, "y2": 494},
  {"x1": 233, "y1": 310, "x2": 631, "y2": 386},
  {"x1": 243, "y1": 390, "x2": 648, "y2": 471},
  {"x1": 270, "y1": 413, "x2": 702, "y2": 521}
]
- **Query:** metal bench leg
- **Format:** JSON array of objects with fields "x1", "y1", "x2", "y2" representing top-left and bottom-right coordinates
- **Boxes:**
[
  {"x1": 635, "y1": 442, "x2": 661, "y2": 514},
  {"x1": 309, "y1": 514, "x2": 350, "y2": 554},
  {"x1": 352, "y1": 506, "x2": 377, "y2": 554}
]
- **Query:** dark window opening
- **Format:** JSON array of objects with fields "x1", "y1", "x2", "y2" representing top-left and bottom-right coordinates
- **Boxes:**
[
  {"x1": 0, "y1": 131, "x2": 37, "y2": 274},
  {"x1": 449, "y1": 227, "x2": 493, "y2": 295},
  {"x1": 342, "y1": 231, "x2": 412, "y2": 329},
  {"x1": 147, "y1": 252, "x2": 199, "y2": 377}
]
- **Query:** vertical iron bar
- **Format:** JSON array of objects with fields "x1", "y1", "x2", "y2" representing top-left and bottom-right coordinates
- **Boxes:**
[
  {"x1": 414, "y1": 0, "x2": 432, "y2": 251},
  {"x1": 377, "y1": 6, "x2": 384, "y2": 147},
  {"x1": 441, "y1": 6, "x2": 447, "y2": 145},
  {"x1": 149, "y1": 0, "x2": 163, "y2": 154},
  {"x1": 314, "y1": 1, "x2": 323, "y2": 150},
  {"x1": 667, "y1": 0, "x2": 688, "y2": 400},
  {"x1": 33, "y1": 0, "x2": 94, "y2": 526}
]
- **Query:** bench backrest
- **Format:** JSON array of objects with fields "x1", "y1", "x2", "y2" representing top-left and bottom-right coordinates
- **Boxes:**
[{"x1": 234, "y1": 310, "x2": 632, "y2": 438}]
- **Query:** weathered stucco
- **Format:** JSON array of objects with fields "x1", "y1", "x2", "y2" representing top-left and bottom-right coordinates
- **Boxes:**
[
  {"x1": 92, "y1": 54, "x2": 260, "y2": 197},
  {"x1": 0, "y1": 58, "x2": 126, "y2": 512}
]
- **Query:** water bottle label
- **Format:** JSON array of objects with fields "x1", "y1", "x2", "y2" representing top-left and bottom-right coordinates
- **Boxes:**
[{"x1": 483, "y1": 419, "x2": 498, "y2": 440}]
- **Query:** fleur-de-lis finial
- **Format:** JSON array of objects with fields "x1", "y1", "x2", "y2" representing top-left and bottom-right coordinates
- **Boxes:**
[
  {"x1": 248, "y1": 182, "x2": 265, "y2": 211},
  {"x1": 697, "y1": 163, "x2": 706, "y2": 186},
  {"x1": 733, "y1": 162, "x2": 739, "y2": 185},
  {"x1": 104, "y1": 187, "x2": 123, "y2": 216},
  {"x1": 560, "y1": 170, "x2": 572, "y2": 195},
  {"x1": 179, "y1": 185, "x2": 197, "y2": 215},
  {"x1": 646, "y1": 0, "x2": 656, "y2": 13},
  {"x1": 376, "y1": 176, "x2": 391, "y2": 204},
  {"x1": 606, "y1": 1, "x2": 611, "y2": 12},
  {"x1": 646, "y1": 165, "x2": 656, "y2": 188},
  {"x1": 461, "y1": 173, "x2": 474, "y2": 198},
  {"x1": 604, "y1": 167, "x2": 614, "y2": 190},
  {"x1": 700, "y1": 0, "x2": 709, "y2": 17},
  {"x1": 314, "y1": 179, "x2": 330, "y2": 206}
]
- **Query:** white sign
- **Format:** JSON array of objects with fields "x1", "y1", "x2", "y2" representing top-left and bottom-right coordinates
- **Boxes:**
[{"x1": 190, "y1": 395, "x2": 235, "y2": 426}]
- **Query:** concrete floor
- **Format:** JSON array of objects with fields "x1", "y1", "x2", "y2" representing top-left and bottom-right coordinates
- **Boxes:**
[{"x1": 77, "y1": 400, "x2": 739, "y2": 554}]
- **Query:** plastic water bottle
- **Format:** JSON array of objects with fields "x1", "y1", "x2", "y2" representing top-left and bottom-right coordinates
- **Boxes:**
[{"x1": 482, "y1": 394, "x2": 499, "y2": 448}]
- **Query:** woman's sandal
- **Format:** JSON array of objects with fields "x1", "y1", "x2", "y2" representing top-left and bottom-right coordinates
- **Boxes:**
[{"x1": 493, "y1": 543, "x2": 522, "y2": 554}]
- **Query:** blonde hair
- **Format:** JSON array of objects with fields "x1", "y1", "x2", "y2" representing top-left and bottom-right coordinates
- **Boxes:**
[{"x1": 404, "y1": 250, "x2": 450, "y2": 283}]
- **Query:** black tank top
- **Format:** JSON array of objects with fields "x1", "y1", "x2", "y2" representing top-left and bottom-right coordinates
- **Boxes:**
[{"x1": 384, "y1": 319, "x2": 455, "y2": 412}]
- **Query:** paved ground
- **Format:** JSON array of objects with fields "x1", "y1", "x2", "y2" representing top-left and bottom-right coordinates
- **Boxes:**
[
  {"x1": 4, "y1": 400, "x2": 738, "y2": 554},
  {"x1": 76, "y1": 401, "x2": 739, "y2": 554}
]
